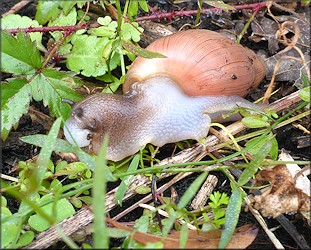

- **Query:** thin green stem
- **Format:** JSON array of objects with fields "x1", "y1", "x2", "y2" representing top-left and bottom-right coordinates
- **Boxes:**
[
  {"x1": 195, "y1": 0, "x2": 203, "y2": 26},
  {"x1": 236, "y1": 8, "x2": 258, "y2": 44}
]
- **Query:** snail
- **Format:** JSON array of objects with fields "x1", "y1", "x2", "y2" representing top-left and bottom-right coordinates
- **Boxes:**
[{"x1": 64, "y1": 29, "x2": 266, "y2": 161}]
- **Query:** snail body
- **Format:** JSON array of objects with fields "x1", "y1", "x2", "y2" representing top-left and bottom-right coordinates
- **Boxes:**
[{"x1": 64, "y1": 29, "x2": 266, "y2": 161}]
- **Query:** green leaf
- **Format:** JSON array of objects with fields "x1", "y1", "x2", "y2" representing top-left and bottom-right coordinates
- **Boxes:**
[
  {"x1": 139, "y1": 0, "x2": 149, "y2": 12},
  {"x1": 1, "y1": 31, "x2": 42, "y2": 74},
  {"x1": 238, "y1": 140, "x2": 272, "y2": 186},
  {"x1": 1, "y1": 196, "x2": 8, "y2": 207},
  {"x1": 179, "y1": 223, "x2": 189, "y2": 248},
  {"x1": 135, "y1": 185, "x2": 151, "y2": 194},
  {"x1": 90, "y1": 26, "x2": 117, "y2": 38},
  {"x1": 177, "y1": 172, "x2": 209, "y2": 209},
  {"x1": 2, "y1": 14, "x2": 44, "y2": 51},
  {"x1": 79, "y1": 196, "x2": 93, "y2": 205},
  {"x1": 299, "y1": 86, "x2": 310, "y2": 102},
  {"x1": 209, "y1": 191, "x2": 229, "y2": 208},
  {"x1": 122, "y1": 42, "x2": 167, "y2": 58},
  {"x1": 203, "y1": 0, "x2": 236, "y2": 12},
  {"x1": 218, "y1": 188, "x2": 242, "y2": 248},
  {"x1": 21, "y1": 135, "x2": 94, "y2": 170},
  {"x1": 49, "y1": 7, "x2": 77, "y2": 41},
  {"x1": 1, "y1": 214, "x2": 23, "y2": 248},
  {"x1": 66, "y1": 35, "x2": 111, "y2": 77},
  {"x1": 99, "y1": 75, "x2": 123, "y2": 94},
  {"x1": 35, "y1": 1, "x2": 77, "y2": 25},
  {"x1": 1, "y1": 78, "x2": 31, "y2": 137},
  {"x1": 15, "y1": 231, "x2": 35, "y2": 248},
  {"x1": 32, "y1": 118, "x2": 62, "y2": 192},
  {"x1": 28, "y1": 198, "x2": 75, "y2": 232},
  {"x1": 115, "y1": 155, "x2": 140, "y2": 206},
  {"x1": 121, "y1": 22, "x2": 143, "y2": 42},
  {"x1": 57, "y1": 162, "x2": 88, "y2": 178},
  {"x1": 90, "y1": 16, "x2": 117, "y2": 38},
  {"x1": 128, "y1": 1, "x2": 138, "y2": 20},
  {"x1": 108, "y1": 228, "x2": 130, "y2": 238},
  {"x1": 20, "y1": 134, "x2": 116, "y2": 180},
  {"x1": 134, "y1": 214, "x2": 149, "y2": 232},
  {"x1": 245, "y1": 135, "x2": 278, "y2": 160},
  {"x1": 241, "y1": 116, "x2": 270, "y2": 128},
  {"x1": 30, "y1": 69, "x2": 83, "y2": 119},
  {"x1": 93, "y1": 135, "x2": 109, "y2": 249},
  {"x1": 98, "y1": 16, "x2": 112, "y2": 26}
]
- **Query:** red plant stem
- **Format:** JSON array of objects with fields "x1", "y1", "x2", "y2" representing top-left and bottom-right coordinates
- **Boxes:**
[
  {"x1": 136, "y1": 2, "x2": 267, "y2": 22},
  {"x1": 2, "y1": 23, "x2": 87, "y2": 34}
]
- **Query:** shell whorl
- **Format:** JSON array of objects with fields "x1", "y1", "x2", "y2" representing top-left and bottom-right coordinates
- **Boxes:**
[{"x1": 123, "y1": 29, "x2": 266, "y2": 97}]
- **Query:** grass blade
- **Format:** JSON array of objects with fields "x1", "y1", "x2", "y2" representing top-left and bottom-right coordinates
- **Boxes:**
[
  {"x1": 219, "y1": 188, "x2": 242, "y2": 248},
  {"x1": 115, "y1": 154, "x2": 140, "y2": 206},
  {"x1": 238, "y1": 139, "x2": 272, "y2": 186},
  {"x1": 93, "y1": 135, "x2": 109, "y2": 249}
]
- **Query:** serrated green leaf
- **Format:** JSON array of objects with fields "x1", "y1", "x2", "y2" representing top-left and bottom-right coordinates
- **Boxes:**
[
  {"x1": 35, "y1": 1, "x2": 77, "y2": 25},
  {"x1": 49, "y1": 7, "x2": 77, "y2": 41},
  {"x1": 30, "y1": 69, "x2": 83, "y2": 119},
  {"x1": 66, "y1": 35, "x2": 111, "y2": 77},
  {"x1": 115, "y1": 155, "x2": 140, "y2": 206},
  {"x1": 122, "y1": 42, "x2": 167, "y2": 59},
  {"x1": 218, "y1": 188, "x2": 242, "y2": 248},
  {"x1": 1, "y1": 78, "x2": 31, "y2": 136},
  {"x1": 241, "y1": 116, "x2": 270, "y2": 128},
  {"x1": 238, "y1": 140, "x2": 272, "y2": 186},
  {"x1": 1, "y1": 31, "x2": 42, "y2": 74},
  {"x1": 28, "y1": 198, "x2": 75, "y2": 232},
  {"x1": 2, "y1": 14, "x2": 44, "y2": 51}
]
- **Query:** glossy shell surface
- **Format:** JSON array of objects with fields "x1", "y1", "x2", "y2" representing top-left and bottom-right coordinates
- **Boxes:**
[{"x1": 123, "y1": 29, "x2": 266, "y2": 97}]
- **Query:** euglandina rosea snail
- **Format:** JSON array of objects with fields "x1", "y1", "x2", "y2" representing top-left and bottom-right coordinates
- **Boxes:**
[{"x1": 64, "y1": 29, "x2": 266, "y2": 161}]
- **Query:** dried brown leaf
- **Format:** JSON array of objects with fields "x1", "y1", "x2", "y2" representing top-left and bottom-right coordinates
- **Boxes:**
[
  {"x1": 252, "y1": 153, "x2": 310, "y2": 218},
  {"x1": 107, "y1": 218, "x2": 258, "y2": 249}
]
